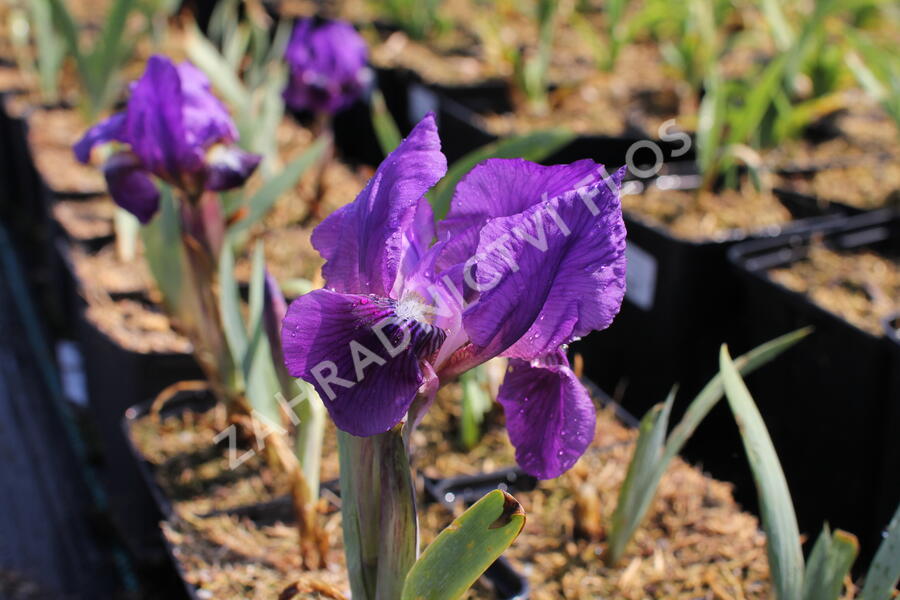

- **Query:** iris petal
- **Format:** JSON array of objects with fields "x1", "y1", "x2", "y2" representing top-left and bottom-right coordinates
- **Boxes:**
[
  {"x1": 439, "y1": 158, "x2": 608, "y2": 251},
  {"x1": 311, "y1": 114, "x2": 446, "y2": 297},
  {"x1": 177, "y1": 61, "x2": 240, "y2": 148},
  {"x1": 73, "y1": 112, "x2": 126, "y2": 164},
  {"x1": 281, "y1": 289, "x2": 445, "y2": 436},
  {"x1": 283, "y1": 18, "x2": 370, "y2": 114},
  {"x1": 102, "y1": 152, "x2": 160, "y2": 224},
  {"x1": 462, "y1": 168, "x2": 626, "y2": 360},
  {"x1": 124, "y1": 55, "x2": 205, "y2": 181},
  {"x1": 205, "y1": 145, "x2": 262, "y2": 191},
  {"x1": 497, "y1": 350, "x2": 596, "y2": 479}
]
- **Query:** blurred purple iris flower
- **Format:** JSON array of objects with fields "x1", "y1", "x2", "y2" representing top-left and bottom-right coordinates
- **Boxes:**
[
  {"x1": 281, "y1": 114, "x2": 626, "y2": 479},
  {"x1": 283, "y1": 17, "x2": 370, "y2": 115},
  {"x1": 74, "y1": 55, "x2": 261, "y2": 223}
]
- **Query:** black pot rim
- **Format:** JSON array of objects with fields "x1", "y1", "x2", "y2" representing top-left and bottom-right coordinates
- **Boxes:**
[{"x1": 728, "y1": 208, "x2": 899, "y2": 342}]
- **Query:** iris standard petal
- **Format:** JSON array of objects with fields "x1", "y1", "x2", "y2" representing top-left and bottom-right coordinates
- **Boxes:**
[
  {"x1": 462, "y1": 168, "x2": 626, "y2": 360},
  {"x1": 177, "y1": 61, "x2": 240, "y2": 148},
  {"x1": 497, "y1": 350, "x2": 596, "y2": 479},
  {"x1": 440, "y1": 158, "x2": 607, "y2": 238},
  {"x1": 205, "y1": 145, "x2": 262, "y2": 191},
  {"x1": 311, "y1": 114, "x2": 447, "y2": 297},
  {"x1": 73, "y1": 112, "x2": 126, "y2": 163},
  {"x1": 124, "y1": 55, "x2": 205, "y2": 181},
  {"x1": 281, "y1": 289, "x2": 445, "y2": 436},
  {"x1": 103, "y1": 151, "x2": 161, "y2": 224}
]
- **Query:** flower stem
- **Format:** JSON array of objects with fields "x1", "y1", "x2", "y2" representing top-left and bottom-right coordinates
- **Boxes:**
[{"x1": 338, "y1": 425, "x2": 417, "y2": 600}]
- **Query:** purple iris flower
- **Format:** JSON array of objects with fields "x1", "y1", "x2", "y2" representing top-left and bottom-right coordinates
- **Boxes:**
[
  {"x1": 74, "y1": 55, "x2": 261, "y2": 223},
  {"x1": 283, "y1": 18, "x2": 370, "y2": 115},
  {"x1": 281, "y1": 114, "x2": 626, "y2": 479}
]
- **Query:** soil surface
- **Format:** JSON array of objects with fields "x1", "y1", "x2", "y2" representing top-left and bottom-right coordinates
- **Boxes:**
[
  {"x1": 481, "y1": 43, "x2": 682, "y2": 139},
  {"x1": 84, "y1": 295, "x2": 192, "y2": 354},
  {"x1": 129, "y1": 400, "x2": 341, "y2": 516},
  {"x1": 133, "y1": 382, "x2": 803, "y2": 599},
  {"x1": 769, "y1": 94, "x2": 900, "y2": 210},
  {"x1": 52, "y1": 197, "x2": 116, "y2": 242},
  {"x1": 622, "y1": 183, "x2": 793, "y2": 241},
  {"x1": 767, "y1": 92, "x2": 900, "y2": 168},
  {"x1": 17, "y1": 104, "x2": 106, "y2": 195},
  {"x1": 769, "y1": 243, "x2": 900, "y2": 336},
  {"x1": 72, "y1": 243, "x2": 154, "y2": 296},
  {"x1": 0, "y1": 63, "x2": 29, "y2": 94},
  {"x1": 162, "y1": 514, "x2": 347, "y2": 600},
  {"x1": 778, "y1": 159, "x2": 900, "y2": 211}
]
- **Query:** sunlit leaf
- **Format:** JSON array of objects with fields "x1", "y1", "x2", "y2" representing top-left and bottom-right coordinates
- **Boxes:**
[
  {"x1": 402, "y1": 490, "x2": 525, "y2": 600},
  {"x1": 720, "y1": 345, "x2": 804, "y2": 600},
  {"x1": 371, "y1": 88, "x2": 402, "y2": 156},
  {"x1": 802, "y1": 525, "x2": 858, "y2": 600},
  {"x1": 859, "y1": 503, "x2": 900, "y2": 600}
]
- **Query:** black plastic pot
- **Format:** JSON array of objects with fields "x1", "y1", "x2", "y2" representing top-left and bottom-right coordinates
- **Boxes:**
[
  {"x1": 76, "y1": 300, "x2": 202, "y2": 561},
  {"x1": 728, "y1": 209, "x2": 899, "y2": 562},
  {"x1": 775, "y1": 153, "x2": 900, "y2": 217},
  {"x1": 293, "y1": 67, "x2": 415, "y2": 168},
  {"x1": 0, "y1": 93, "x2": 74, "y2": 338},
  {"x1": 882, "y1": 313, "x2": 900, "y2": 548},
  {"x1": 574, "y1": 173, "x2": 842, "y2": 437},
  {"x1": 427, "y1": 87, "x2": 696, "y2": 168}
]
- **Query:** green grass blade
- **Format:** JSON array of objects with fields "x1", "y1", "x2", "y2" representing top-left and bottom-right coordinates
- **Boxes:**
[
  {"x1": 605, "y1": 328, "x2": 811, "y2": 566},
  {"x1": 802, "y1": 526, "x2": 858, "y2": 600},
  {"x1": 185, "y1": 23, "x2": 251, "y2": 114},
  {"x1": 243, "y1": 67, "x2": 287, "y2": 162},
  {"x1": 606, "y1": 388, "x2": 675, "y2": 564},
  {"x1": 140, "y1": 184, "x2": 184, "y2": 311},
  {"x1": 90, "y1": 0, "x2": 138, "y2": 112},
  {"x1": 46, "y1": 0, "x2": 90, "y2": 93},
  {"x1": 726, "y1": 54, "x2": 789, "y2": 147},
  {"x1": 761, "y1": 0, "x2": 794, "y2": 50},
  {"x1": 243, "y1": 242, "x2": 281, "y2": 424},
  {"x1": 859, "y1": 502, "x2": 900, "y2": 600},
  {"x1": 227, "y1": 136, "x2": 329, "y2": 243},
  {"x1": 428, "y1": 129, "x2": 575, "y2": 220},
  {"x1": 371, "y1": 88, "x2": 402, "y2": 156},
  {"x1": 402, "y1": 490, "x2": 525, "y2": 600},
  {"x1": 30, "y1": 0, "x2": 64, "y2": 103},
  {"x1": 662, "y1": 328, "x2": 811, "y2": 462},
  {"x1": 696, "y1": 70, "x2": 726, "y2": 177},
  {"x1": 459, "y1": 365, "x2": 492, "y2": 450},
  {"x1": 217, "y1": 243, "x2": 248, "y2": 374},
  {"x1": 720, "y1": 345, "x2": 804, "y2": 600}
]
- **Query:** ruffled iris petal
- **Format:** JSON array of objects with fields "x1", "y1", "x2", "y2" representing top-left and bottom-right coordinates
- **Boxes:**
[
  {"x1": 177, "y1": 61, "x2": 240, "y2": 148},
  {"x1": 497, "y1": 350, "x2": 596, "y2": 479},
  {"x1": 311, "y1": 114, "x2": 447, "y2": 297},
  {"x1": 462, "y1": 169, "x2": 627, "y2": 360},
  {"x1": 102, "y1": 151, "x2": 160, "y2": 224},
  {"x1": 439, "y1": 158, "x2": 608, "y2": 246},
  {"x1": 124, "y1": 55, "x2": 205, "y2": 181},
  {"x1": 281, "y1": 289, "x2": 445, "y2": 436}
]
